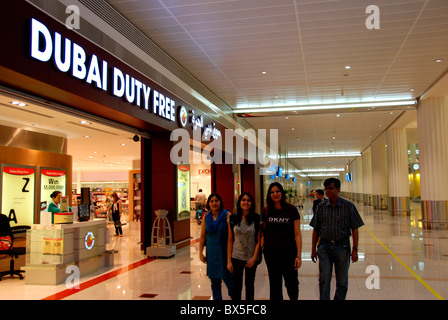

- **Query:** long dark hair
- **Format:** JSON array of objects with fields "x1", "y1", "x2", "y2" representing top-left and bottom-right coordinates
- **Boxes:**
[
  {"x1": 266, "y1": 182, "x2": 288, "y2": 212},
  {"x1": 233, "y1": 192, "x2": 257, "y2": 225},
  {"x1": 206, "y1": 193, "x2": 224, "y2": 212}
]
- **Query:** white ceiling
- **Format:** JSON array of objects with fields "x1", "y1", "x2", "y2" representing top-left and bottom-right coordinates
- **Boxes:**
[
  {"x1": 105, "y1": 0, "x2": 448, "y2": 178},
  {"x1": 0, "y1": 92, "x2": 141, "y2": 172},
  {"x1": 2, "y1": 0, "x2": 447, "y2": 180}
]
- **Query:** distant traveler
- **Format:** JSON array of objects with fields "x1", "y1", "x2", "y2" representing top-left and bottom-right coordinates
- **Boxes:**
[
  {"x1": 194, "y1": 189, "x2": 207, "y2": 209},
  {"x1": 312, "y1": 189, "x2": 325, "y2": 214},
  {"x1": 111, "y1": 192, "x2": 123, "y2": 237}
]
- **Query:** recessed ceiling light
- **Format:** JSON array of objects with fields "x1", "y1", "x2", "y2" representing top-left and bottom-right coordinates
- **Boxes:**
[
  {"x1": 261, "y1": 71, "x2": 267, "y2": 75},
  {"x1": 80, "y1": 120, "x2": 91, "y2": 125},
  {"x1": 32, "y1": 123, "x2": 40, "y2": 127},
  {"x1": 410, "y1": 88, "x2": 414, "y2": 92},
  {"x1": 84, "y1": 135, "x2": 90, "y2": 138},
  {"x1": 345, "y1": 65, "x2": 351, "y2": 69},
  {"x1": 436, "y1": 59, "x2": 443, "y2": 63},
  {"x1": 121, "y1": 143, "x2": 126, "y2": 146},
  {"x1": 336, "y1": 114, "x2": 341, "y2": 117},
  {"x1": 11, "y1": 101, "x2": 27, "y2": 107}
]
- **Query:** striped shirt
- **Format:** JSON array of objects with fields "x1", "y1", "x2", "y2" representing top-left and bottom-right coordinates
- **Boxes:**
[{"x1": 310, "y1": 197, "x2": 364, "y2": 241}]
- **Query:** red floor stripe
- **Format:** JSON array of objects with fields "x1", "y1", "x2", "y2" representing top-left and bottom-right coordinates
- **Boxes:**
[
  {"x1": 42, "y1": 258, "x2": 154, "y2": 300},
  {"x1": 190, "y1": 238, "x2": 200, "y2": 245}
]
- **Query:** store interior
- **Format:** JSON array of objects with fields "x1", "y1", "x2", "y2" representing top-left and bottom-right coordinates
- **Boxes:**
[
  {"x1": 0, "y1": 90, "x2": 142, "y2": 223},
  {"x1": 0, "y1": 89, "x2": 215, "y2": 226}
]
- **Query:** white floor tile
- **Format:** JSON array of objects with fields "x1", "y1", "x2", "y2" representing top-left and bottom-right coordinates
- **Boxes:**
[{"x1": 1, "y1": 199, "x2": 448, "y2": 301}]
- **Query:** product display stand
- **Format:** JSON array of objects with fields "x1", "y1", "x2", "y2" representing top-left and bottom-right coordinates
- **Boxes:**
[
  {"x1": 23, "y1": 219, "x2": 111, "y2": 285},
  {"x1": 146, "y1": 210, "x2": 176, "y2": 258}
]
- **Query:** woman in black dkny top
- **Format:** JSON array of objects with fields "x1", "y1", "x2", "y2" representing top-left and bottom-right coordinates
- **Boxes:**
[{"x1": 261, "y1": 182, "x2": 302, "y2": 300}]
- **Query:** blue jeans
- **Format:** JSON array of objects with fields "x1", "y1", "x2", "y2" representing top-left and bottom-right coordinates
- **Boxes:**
[
  {"x1": 210, "y1": 275, "x2": 233, "y2": 300},
  {"x1": 317, "y1": 239, "x2": 350, "y2": 300}
]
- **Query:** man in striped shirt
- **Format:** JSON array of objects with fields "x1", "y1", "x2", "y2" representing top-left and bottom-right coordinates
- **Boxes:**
[{"x1": 310, "y1": 178, "x2": 364, "y2": 300}]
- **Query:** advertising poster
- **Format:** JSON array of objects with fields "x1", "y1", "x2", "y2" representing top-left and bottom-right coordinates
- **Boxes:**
[
  {"x1": 40, "y1": 168, "x2": 66, "y2": 208},
  {"x1": 1, "y1": 165, "x2": 36, "y2": 226},
  {"x1": 176, "y1": 164, "x2": 191, "y2": 221}
]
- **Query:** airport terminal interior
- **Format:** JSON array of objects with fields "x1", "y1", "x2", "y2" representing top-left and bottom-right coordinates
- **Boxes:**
[{"x1": 0, "y1": 0, "x2": 448, "y2": 303}]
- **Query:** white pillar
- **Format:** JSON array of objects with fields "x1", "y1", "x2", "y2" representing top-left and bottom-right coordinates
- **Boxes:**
[
  {"x1": 362, "y1": 147, "x2": 373, "y2": 205},
  {"x1": 386, "y1": 128, "x2": 410, "y2": 215},
  {"x1": 418, "y1": 97, "x2": 448, "y2": 229},
  {"x1": 355, "y1": 158, "x2": 363, "y2": 203},
  {"x1": 371, "y1": 142, "x2": 388, "y2": 209}
]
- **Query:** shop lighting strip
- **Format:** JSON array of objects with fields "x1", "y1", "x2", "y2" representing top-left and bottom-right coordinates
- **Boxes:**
[
  {"x1": 233, "y1": 100, "x2": 417, "y2": 113},
  {"x1": 297, "y1": 168, "x2": 346, "y2": 173},
  {"x1": 288, "y1": 153, "x2": 361, "y2": 158},
  {"x1": 306, "y1": 173, "x2": 341, "y2": 177}
]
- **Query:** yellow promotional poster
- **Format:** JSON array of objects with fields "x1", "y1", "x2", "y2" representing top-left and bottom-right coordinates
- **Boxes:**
[
  {"x1": 1, "y1": 166, "x2": 35, "y2": 226},
  {"x1": 176, "y1": 164, "x2": 190, "y2": 221},
  {"x1": 43, "y1": 238, "x2": 63, "y2": 255}
]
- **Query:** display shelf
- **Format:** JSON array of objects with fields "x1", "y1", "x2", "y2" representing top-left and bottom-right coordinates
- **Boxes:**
[
  {"x1": 23, "y1": 219, "x2": 108, "y2": 285},
  {"x1": 128, "y1": 170, "x2": 141, "y2": 221}
]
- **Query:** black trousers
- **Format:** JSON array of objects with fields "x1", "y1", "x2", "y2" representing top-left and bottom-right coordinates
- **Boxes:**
[
  {"x1": 114, "y1": 221, "x2": 122, "y2": 235},
  {"x1": 263, "y1": 248, "x2": 299, "y2": 300},
  {"x1": 231, "y1": 258, "x2": 258, "y2": 300}
]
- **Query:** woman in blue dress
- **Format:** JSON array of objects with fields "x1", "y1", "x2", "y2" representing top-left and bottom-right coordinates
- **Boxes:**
[{"x1": 199, "y1": 193, "x2": 233, "y2": 300}]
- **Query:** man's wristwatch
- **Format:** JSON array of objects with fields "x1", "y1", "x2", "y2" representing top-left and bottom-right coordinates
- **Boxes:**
[{"x1": 352, "y1": 246, "x2": 358, "y2": 251}]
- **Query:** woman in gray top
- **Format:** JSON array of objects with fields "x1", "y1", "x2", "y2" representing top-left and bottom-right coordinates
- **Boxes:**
[{"x1": 227, "y1": 192, "x2": 261, "y2": 301}]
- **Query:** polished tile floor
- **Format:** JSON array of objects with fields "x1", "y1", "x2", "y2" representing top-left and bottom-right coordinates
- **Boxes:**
[{"x1": 1, "y1": 198, "x2": 448, "y2": 300}]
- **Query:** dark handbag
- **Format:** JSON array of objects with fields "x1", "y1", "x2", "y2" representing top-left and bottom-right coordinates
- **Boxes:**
[
  {"x1": 254, "y1": 214, "x2": 262, "y2": 265},
  {"x1": 255, "y1": 251, "x2": 263, "y2": 265}
]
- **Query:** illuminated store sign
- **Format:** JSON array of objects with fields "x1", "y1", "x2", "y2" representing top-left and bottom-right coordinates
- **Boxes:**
[
  {"x1": 29, "y1": 18, "x2": 221, "y2": 137},
  {"x1": 84, "y1": 231, "x2": 95, "y2": 250},
  {"x1": 40, "y1": 169, "x2": 66, "y2": 209},
  {"x1": 30, "y1": 18, "x2": 175, "y2": 122},
  {"x1": 1, "y1": 166, "x2": 35, "y2": 226},
  {"x1": 176, "y1": 165, "x2": 190, "y2": 221}
]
